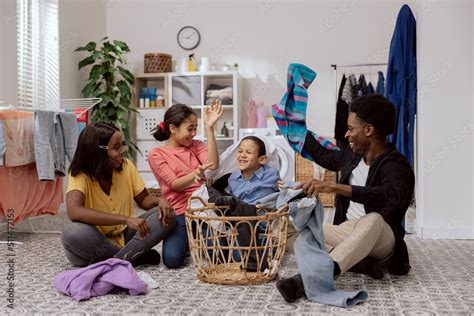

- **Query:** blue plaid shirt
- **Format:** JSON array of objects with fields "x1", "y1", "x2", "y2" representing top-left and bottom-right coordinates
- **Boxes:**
[{"x1": 228, "y1": 165, "x2": 280, "y2": 205}]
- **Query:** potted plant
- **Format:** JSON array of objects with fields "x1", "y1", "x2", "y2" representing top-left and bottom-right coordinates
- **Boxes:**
[{"x1": 75, "y1": 37, "x2": 138, "y2": 155}]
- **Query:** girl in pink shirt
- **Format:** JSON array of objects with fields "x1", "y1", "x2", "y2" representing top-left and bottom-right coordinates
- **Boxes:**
[{"x1": 148, "y1": 101, "x2": 223, "y2": 268}]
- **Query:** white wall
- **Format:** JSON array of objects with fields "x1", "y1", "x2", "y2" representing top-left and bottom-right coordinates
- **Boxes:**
[
  {"x1": 6, "y1": 0, "x2": 468, "y2": 239},
  {"x1": 106, "y1": 0, "x2": 416, "y2": 136},
  {"x1": 59, "y1": 0, "x2": 107, "y2": 99},
  {"x1": 0, "y1": 0, "x2": 18, "y2": 106},
  {"x1": 416, "y1": 0, "x2": 473, "y2": 239}
]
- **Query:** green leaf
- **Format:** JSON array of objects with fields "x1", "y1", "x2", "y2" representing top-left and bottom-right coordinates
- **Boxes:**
[
  {"x1": 116, "y1": 80, "x2": 131, "y2": 99},
  {"x1": 113, "y1": 40, "x2": 130, "y2": 52},
  {"x1": 78, "y1": 56, "x2": 96, "y2": 69},
  {"x1": 81, "y1": 81, "x2": 99, "y2": 98},
  {"x1": 92, "y1": 51, "x2": 101, "y2": 61},
  {"x1": 117, "y1": 66, "x2": 134, "y2": 85},
  {"x1": 104, "y1": 41, "x2": 121, "y2": 55},
  {"x1": 75, "y1": 42, "x2": 96, "y2": 52},
  {"x1": 101, "y1": 36, "x2": 109, "y2": 41},
  {"x1": 89, "y1": 64, "x2": 104, "y2": 81}
]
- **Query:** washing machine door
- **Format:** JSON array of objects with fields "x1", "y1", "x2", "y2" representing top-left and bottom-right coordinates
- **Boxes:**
[{"x1": 276, "y1": 146, "x2": 290, "y2": 181}]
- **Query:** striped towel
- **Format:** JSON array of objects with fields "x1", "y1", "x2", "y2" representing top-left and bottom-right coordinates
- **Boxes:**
[{"x1": 272, "y1": 63, "x2": 339, "y2": 162}]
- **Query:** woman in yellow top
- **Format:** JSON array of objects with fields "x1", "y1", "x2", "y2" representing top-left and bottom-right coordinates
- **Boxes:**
[{"x1": 61, "y1": 122, "x2": 175, "y2": 267}]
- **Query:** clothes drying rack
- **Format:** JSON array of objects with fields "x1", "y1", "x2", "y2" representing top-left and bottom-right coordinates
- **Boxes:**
[
  {"x1": 329, "y1": 63, "x2": 415, "y2": 233},
  {"x1": 331, "y1": 62, "x2": 388, "y2": 105},
  {"x1": 0, "y1": 98, "x2": 101, "y2": 242}
]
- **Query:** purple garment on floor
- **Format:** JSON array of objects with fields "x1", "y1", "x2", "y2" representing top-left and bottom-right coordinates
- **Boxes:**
[{"x1": 53, "y1": 258, "x2": 148, "y2": 301}]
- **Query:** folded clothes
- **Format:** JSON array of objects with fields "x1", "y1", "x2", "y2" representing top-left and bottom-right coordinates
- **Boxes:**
[
  {"x1": 205, "y1": 97, "x2": 233, "y2": 105},
  {"x1": 206, "y1": 87, "x2": 233, "y2": 99}
]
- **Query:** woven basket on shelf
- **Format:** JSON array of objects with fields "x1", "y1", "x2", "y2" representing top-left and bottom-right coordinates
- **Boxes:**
[
  {"x1": 185, "y1": 197, "x2": 289, "y2": 285},
  {"x1": 295, "y1": 154, "x2": 336, "y2": 207},
  {"x1": 144, "y1": 53, "x2": 172, "y2": 73}
]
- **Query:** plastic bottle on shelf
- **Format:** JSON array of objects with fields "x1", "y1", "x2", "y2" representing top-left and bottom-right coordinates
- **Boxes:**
[
  {"x1": 144, "y1": 88, "x2": 150, "y2": 108},
  {"x1": 149, "y1": 88, "x2": 157, "y2": 107},
  {"x1": 221, "y1": 122, "x2": 229, "y2": 137},
  {"x1": 157, "y1": 94, "x2": 164, "y2": 107},
  {"x1": 139, "y1": 88, "x2": 146, "y2": 108},
  {"x1": 188, "y1": 54, "x2": 197, "y2": 72}
]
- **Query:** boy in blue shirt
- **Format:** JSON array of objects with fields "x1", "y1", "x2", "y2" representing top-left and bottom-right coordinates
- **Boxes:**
[
  {"x1": 228, "y1": 136, "x2": 280, "y2": 204},
  {"x1": 208, "y1": 136, "x2": 280, "y2": 272}
]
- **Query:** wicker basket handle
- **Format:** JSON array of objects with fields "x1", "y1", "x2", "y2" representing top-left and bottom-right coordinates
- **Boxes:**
[{"x1": 187, "y1": 196, "x2": 207, "y2": 208}]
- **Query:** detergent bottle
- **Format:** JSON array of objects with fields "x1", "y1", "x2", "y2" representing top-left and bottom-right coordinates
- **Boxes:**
[{"x1": 187, "y1": 54, "x2": 196, "y2": 72}]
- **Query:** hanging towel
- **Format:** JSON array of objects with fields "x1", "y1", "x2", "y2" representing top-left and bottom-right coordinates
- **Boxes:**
[
  {"x1": 0, "y1": 110, "x2": 35, "y2": 167},
  {"x1": 246, "y1": 100, "x2": 258, "y2": 128},
  {"x1": 53, "y1": 258, "x2": 148, "y2": 301},
  {"x1": 0, "y1": 163, "x2": 63, "y2": 223},
  {"x1": 34, "y1": 110, "x2": 79, "y2": 181},
  {"x1": 0, "y1": 120, "x2": 6, "y2": 166},
  {"x1": 272, "y1": 63, "x2": 338, "y2": 163},
  {"x1": 385, "y1": 4, "x2": 417, "y2": 166}
]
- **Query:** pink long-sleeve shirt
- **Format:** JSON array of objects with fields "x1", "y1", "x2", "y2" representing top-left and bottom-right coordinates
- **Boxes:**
[{"x1": 147, "y1": 141, "x2": 208, "y2": 215}]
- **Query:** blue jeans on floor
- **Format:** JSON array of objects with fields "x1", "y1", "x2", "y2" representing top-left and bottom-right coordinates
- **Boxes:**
[
  {"x1": 61, "y1": 208, "x2": 175, "y2": 267},
  {"x1": 162, "y1": 214, "x2": 189, "y2": 269}
]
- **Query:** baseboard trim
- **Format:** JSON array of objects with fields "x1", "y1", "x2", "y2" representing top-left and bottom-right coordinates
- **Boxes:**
[{"x1": 418, "y1": 224, "x2": 474, "y2": 239}]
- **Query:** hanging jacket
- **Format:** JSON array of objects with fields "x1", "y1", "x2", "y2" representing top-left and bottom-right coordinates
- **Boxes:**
[
  {"x1": 334, "y1": 75, "x2": 349, "y2": 148},
  {"x1": 385, "y1": 4, "x2": 417, "y2": 166},
  {"x1": 304, "y1": 133, "x2": 415, "y2": 275},
  {"x1": 354, "y1": 74, "x2": 368, "y2": 97},
  {"x1": 367, "y1": 82, "x2": 375, "y2": 94},
  {"x1": 376, "y1": 71, "x2": 385, "y2": 95}
]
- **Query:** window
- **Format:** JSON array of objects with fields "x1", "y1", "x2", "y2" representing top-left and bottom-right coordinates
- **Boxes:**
[{"x1": 17, "y1": 0, "x2": 59, "y2": 110}]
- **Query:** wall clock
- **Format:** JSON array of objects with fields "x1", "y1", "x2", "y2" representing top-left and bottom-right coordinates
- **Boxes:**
[{"x1": 177, "y1": 26, "x2": 201, "y2": 50}]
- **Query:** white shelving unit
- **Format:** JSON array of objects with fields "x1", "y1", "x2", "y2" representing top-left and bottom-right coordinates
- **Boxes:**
[{"x1": 132, "y1": 70, "x2": 241, "y2": 184}]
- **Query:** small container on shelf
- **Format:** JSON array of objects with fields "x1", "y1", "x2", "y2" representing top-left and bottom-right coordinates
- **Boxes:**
[
  {"x1": 156, "y1": 94, "x2": 165, "y2": 107},
  {"x1": 221, "y1": 122, "x2": 229, "y2": 137},
  {"x1": 149, "y1": 87, "x2": 157, "y2": 108},
  {"x1": 139, "y1": 88, "x2": 146, "y2": 108}
]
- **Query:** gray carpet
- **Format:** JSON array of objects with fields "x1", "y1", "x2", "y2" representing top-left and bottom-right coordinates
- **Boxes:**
[{"x1": 1, "y1": 211, "x2": 473, "y2": 315}]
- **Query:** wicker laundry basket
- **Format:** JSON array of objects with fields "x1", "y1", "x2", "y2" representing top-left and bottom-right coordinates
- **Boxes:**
[
  {"x1": 295, "y1": 153, "x2": 336, "y2": 207},
  {"x1": 147, "y1": 188, "x2": 161, "y2": 198},
  {"x1": 185, "y1": 197, "x2": 289, "y2": 285}
]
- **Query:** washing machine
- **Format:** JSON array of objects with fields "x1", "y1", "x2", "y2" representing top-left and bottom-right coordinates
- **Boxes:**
[{"x1": 239, "y1": 128, "x2": 295, "y2": 182}]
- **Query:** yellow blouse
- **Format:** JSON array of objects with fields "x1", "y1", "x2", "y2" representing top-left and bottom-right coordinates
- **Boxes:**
[{"x1": 67, "y1": 158, "x2": 145, "y2": 247}]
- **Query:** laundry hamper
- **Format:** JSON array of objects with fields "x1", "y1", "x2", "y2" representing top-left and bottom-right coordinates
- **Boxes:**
[{"x1": 185, "y1": 197, "x2": 289, "y2": 285}]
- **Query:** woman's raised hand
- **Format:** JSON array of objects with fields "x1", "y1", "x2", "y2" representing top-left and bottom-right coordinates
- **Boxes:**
[{"x1": 204, "y1": 99, "x2": 223, "y2": 129}]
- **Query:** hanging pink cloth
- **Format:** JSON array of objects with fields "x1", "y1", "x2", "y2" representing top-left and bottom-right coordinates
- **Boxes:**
[
  {"x1": 256, "y1": 103, "x2": 267, "y2": 128},
  {"x1": 0, "y1": 110, "x2": 35, "y2": 166},
  {"x1": 0, "y1": 163, "x2": 63, "y2": 223},
  {"x1": 246, "y1": 100, "x2": 258, "y2": 128}
]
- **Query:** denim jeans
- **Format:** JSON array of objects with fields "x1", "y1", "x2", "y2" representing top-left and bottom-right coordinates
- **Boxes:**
[
  {"x1": 162, "y1": 214, "x2": 188, "y2": 269},
  {"x1": 291, "y1": 197, "x2": 368, "y2": 307},
  {"x1": 61, "y1": 208, "x2": 175, "y2": 267}
]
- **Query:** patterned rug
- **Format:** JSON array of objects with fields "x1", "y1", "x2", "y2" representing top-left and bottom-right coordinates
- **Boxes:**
[{"x1": 0, "y1": 213, "x2": 473, "y2": 315}]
